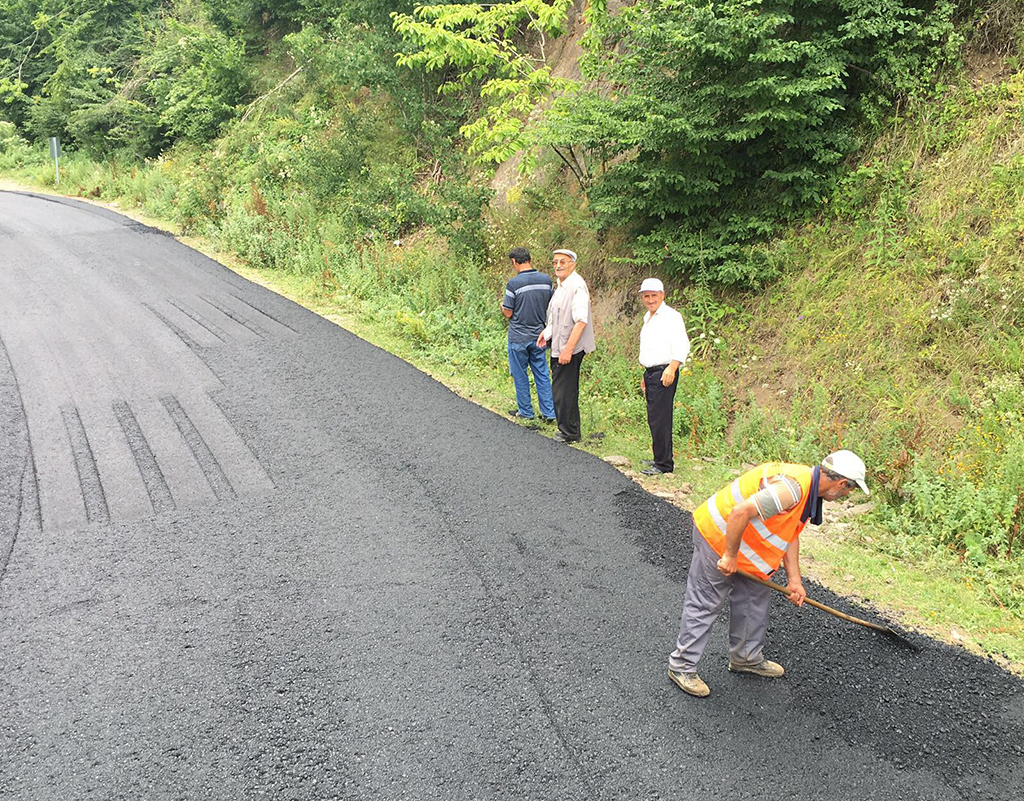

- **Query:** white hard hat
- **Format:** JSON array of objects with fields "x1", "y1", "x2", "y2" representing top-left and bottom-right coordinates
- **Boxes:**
[{"x1": 822, "y1": 450, "x2": 869, "y2": 495}]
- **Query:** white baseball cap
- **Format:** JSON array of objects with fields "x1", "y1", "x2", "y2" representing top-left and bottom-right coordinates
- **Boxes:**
[
  {"x1": 553, "y1": 249, "x2": 577, "y2": 262},
  {"x1": 639, "y1": 278, "x2": 664, "y2": 293},
  {"x1": 822, "y1": 450, "x2": 869, "y2": 495}
]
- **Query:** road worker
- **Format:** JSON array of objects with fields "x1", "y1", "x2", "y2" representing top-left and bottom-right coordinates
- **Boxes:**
[{"x1": 668, "y1": 450, "x2": 870, "y2": 697}]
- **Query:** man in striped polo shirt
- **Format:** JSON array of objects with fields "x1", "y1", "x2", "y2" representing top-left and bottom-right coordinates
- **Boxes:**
[{"x1": 502, "y1": 247, "x2": 556, "y2": 422}]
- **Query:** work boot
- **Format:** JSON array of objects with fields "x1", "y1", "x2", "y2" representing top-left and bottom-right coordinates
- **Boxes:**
[
  {"x1": 668, "y1": 669, "x2": 710, "y2": 697},
  {"x1": 728, "y1": 659, "x2": 785, "y2": 678}
]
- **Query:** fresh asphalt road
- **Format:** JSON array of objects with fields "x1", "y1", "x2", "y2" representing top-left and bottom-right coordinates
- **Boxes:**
[{"x1": 0, "y1": 191, "x2": 1021, "y2": 801}]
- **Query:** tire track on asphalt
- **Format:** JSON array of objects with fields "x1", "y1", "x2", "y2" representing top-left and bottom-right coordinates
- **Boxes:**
[
  {"x1": 160, "y1": 394, "x2": 236, "y2": 500},
  {"x1": 142, "y1": 301, "x2": 206, "y2": 353},
  {"x1": 199, "y1": 295, "x2": 268, "y2": 339},
  {"x1": 0, "y1": 330, "x2": 36, "y2": 586},
  {"x1": 113, "y1": 399, "x2": 176, "y2": 514},
  {"x1": 401, "y1": 459, "x2": 601, "y2": 800},
  {"x1": 167, "y1": 298, "x2": 231, "y2": 342},
  {"x1": 230, "y1": 292, "x2": 299, "y2": 333},
  {"x1": 61, "y1": 405, "x2": 111, "y2": 525}
]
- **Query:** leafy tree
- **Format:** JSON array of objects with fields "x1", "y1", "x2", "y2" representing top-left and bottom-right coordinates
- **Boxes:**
[
  {"x1": 548, "y1": 0, "x2": 961, "y2": 285},
  {"x1": 0, "y1": 0, "x2": 44, "y2": 126},
  {"x1": 145, "y1": 17, "x2": 250, "y2": 144},
  {"x1": 21, "y1": 0, "x2": 152, "y2": 143},
  {"x1": 392, "y1": 1, "x2": 576, "y2": 168}
]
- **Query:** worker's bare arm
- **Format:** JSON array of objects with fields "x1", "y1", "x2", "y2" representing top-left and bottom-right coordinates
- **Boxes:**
[
  {"x1": 716, "y1": 499, "x2": 759, "y2": 575},
  {"x1": 501, "y1": 304, "x2": 513, "y2": 318},
  {"x1": 782, "y1": 538, "x2": 806, "y2": 606}
]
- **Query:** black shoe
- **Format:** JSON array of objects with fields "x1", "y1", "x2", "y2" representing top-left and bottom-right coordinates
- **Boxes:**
[
  {"x1": 554, "y1": 432, "x2": 580, "y2": 443},
  {"x1": 541, "y1": 416, "x2": 557, "y2": 424},
  {"x1": 640, "y1": 466, "x2": 667, "y2": 475},
  {"x1": 509, "y1": 409, "x2": 536, "y2": 421}
]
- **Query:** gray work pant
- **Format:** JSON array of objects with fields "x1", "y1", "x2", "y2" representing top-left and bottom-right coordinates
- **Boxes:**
[{"x1": 669, "y1": 524, "x2": 773, "y2": 672}]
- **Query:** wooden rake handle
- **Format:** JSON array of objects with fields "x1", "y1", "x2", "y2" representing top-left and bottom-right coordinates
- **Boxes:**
[{"x1": 737, "y1": 569, "x2": 893, "y2": 634}]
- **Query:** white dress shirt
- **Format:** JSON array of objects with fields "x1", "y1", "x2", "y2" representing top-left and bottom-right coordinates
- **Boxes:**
[{"x1": 639, "y1": 303, "x2": 690, "y2": 368}]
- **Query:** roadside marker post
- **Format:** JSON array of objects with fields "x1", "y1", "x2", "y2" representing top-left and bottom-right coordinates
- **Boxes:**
[{"x1": 48, "y1": 136, "x2": 61, "y2": 185}]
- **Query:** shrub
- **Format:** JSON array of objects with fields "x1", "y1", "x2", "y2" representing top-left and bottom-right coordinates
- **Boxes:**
[
  {"x1": 674, "y1": 363, "x2": 729, "y2": 455},
  {"x1": 0, "y1": 120, "x2": 37, "y2": 170},
  {"x1": 145, "y1": 19, "x2": 251, "y2": 144},
  {"x1": 884, "y1": 373, "x2": 1024, "y2": 569}
]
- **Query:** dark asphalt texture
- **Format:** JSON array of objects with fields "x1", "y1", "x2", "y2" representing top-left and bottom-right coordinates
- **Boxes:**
[{"x1": 0, "y1": 190, "x2": 1021, "y2": 800}]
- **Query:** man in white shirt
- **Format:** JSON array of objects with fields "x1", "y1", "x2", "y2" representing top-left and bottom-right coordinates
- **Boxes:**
[
  {"x1": 537, "y1": 249, "x2": 595, "y2": 443},
  {"x1": 637, "y1": 278, "x2": 690, "y2": 474}
]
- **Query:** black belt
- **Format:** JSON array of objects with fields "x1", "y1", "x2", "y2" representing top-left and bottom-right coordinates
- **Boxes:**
[{"x1": 644, "y1": 363, "x2": 669, "y2": 374}]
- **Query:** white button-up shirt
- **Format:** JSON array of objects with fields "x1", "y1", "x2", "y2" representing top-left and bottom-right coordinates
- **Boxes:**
[{"x1": 639, "y1": 303, "x2": 690, "y2": 368}]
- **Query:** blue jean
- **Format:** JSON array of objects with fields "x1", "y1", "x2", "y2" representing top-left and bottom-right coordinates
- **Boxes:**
[{"x1": 508, "y1": 341, "x2": 555, "y2": 419}]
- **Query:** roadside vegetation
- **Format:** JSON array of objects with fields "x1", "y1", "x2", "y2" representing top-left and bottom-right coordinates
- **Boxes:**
[{"x1": 1, "y1": 0, "x2": 1022, "y2": 668}]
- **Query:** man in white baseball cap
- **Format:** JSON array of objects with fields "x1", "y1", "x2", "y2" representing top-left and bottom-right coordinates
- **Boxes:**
[{"x1": 637, "y1": 277, "x2": 690, "y2": 475}]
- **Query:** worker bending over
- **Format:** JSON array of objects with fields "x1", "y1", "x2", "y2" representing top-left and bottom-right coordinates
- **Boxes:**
[{"x1": 668, "y1": 450, "x2": 870, "y2": 697}]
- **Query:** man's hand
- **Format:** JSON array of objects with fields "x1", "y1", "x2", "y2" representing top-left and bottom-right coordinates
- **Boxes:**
[
  {"x1": 717, "y1": 554, "x2": 738, "y2": 576},
  {"x1": 661, "y1": 367, "x2": 677, "y2": 387},
  {"x1": 786, "y1": 581, "x2": 807, "y2": 607},
  {"x1": 536, "y1": 333, "x2": 547, "y2": 348},
  {"x1": 640, "y1": 376, "x2": 646, "y2": 396},
  {"x1": 558, "y1": 348, "x2": 572, "y2": 365}
]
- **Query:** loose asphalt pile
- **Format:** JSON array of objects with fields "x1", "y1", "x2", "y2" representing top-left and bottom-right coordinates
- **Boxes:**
[{"x1": 0, "y1": 191, "x2": 1021, "y2": 800}]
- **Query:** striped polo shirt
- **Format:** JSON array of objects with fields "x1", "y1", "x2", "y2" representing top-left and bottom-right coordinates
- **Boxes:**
[{"x1": 503, "y1": 269, "x2": 553, "y2": 344}]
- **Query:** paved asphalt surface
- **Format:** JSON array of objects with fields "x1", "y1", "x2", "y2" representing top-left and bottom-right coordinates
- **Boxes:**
[{"x1": 0, "y1": 190, "x2": 1022, "y2": 800}]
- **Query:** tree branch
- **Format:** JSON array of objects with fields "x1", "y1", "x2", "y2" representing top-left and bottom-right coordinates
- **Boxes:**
[
  {"x1": 15, "y1": 28, "x2": 39, "y2": 85},
  {"x1": 552, "y1": 145, "x2": 585, "y2": 189},
  {"x1": 240, "y1": 64, "x2": 304, "y2": 123}
]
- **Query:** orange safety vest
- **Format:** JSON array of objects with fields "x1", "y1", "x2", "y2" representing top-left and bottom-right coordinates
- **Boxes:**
[{"x1": 692, "y1": 463, "x2": 813, "y2": 580}]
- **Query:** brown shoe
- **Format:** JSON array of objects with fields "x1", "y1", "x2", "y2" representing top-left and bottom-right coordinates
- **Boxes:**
[
  {"x1": 668, "y1": 669, "x2": 710, "y2": 697},
  {"x1": 728, "y1": 659, "x2": 785, "y2": 678}
]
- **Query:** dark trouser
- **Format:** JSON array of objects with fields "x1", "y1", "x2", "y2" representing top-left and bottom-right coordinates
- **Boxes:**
[
  {"x1": 644, "y1": 365, "x2": 677, "y2": 472},
  {"x1": 550, "y1": 350, "x2": 585, "y2": 441}
]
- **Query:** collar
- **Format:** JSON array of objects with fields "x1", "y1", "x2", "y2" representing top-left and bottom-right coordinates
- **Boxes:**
[
  {"x1": 643, "y1": 303, "x2": 672, "y2": 324},
  {"x1": 556, "y1": 270, "x2": 578, "y2": 289},
  {"x1": 801, "y1": 465, "x2": 823, "y2": 526}
]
